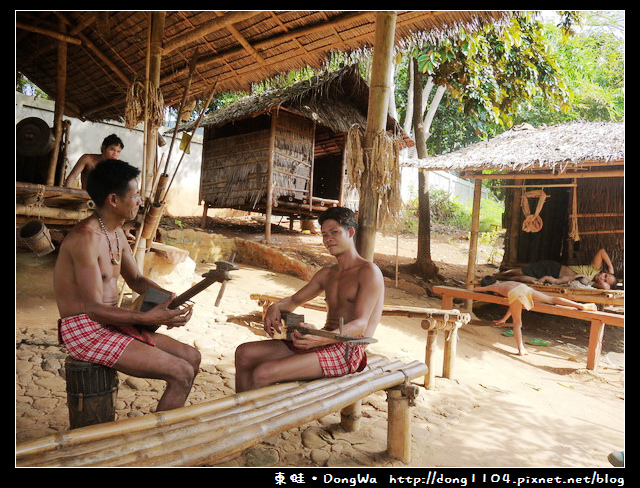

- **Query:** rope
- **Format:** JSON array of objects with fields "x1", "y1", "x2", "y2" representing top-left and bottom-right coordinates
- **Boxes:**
[{"x1": 521, "y1": 190, "x2": 548, "y2": 233}]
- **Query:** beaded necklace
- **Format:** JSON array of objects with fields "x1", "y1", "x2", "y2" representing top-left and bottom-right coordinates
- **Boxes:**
[{"x1": 96, "y1": 213, "x2": 121, "y2": 265}]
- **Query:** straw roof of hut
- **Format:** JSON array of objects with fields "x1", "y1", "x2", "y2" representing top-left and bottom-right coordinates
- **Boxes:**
[
  {"x1": 16, "y1": 11, "x2": 512, "y2": 123},
  {"x1": 403, "y1": 122, "x2": 625, "y2": 174},
  {"x1": 187, "y1": 65, "x2": 412, "y2": 145}
]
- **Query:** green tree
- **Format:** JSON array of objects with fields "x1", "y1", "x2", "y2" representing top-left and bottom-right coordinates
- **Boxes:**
[{"x1": 406, "y1": 12, "x2": 571, "y2": 279}]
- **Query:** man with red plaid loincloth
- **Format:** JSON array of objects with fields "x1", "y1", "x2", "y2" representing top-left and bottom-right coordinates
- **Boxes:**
[
  {"x1": 54, "y1": 159, "x2": 200, "y2": 412},
  {"x1": 234, "y1": 207, "x2": 384, "y2": 393}
]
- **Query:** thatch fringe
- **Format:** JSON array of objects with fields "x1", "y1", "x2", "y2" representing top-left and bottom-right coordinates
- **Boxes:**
[
  {"x1": 345, "y1": 124, "x2": 402, "y2": 229},
  {"x1": 125, "y1": 80, "x2": 165, "y2": 129},
  {"x1": 403, "y1": 122, "x2": 624, "y2": 172}
]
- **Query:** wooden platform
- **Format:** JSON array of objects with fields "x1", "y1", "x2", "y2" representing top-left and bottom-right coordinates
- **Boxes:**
[
  {"x1": 432, "y1": 285, "x2": 624, "y2": 371},
  {"x1": 16, "y1": 181, "x2": 93, "y2": 226},
  {"x1": 528, "y1": 283, "x2": 624, "y2": 307}
]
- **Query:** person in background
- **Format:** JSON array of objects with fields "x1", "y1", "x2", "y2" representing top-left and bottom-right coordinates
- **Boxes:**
[
  {"x1": 495, "y1": 248, "x2": 617, "y2": 290},
  {"x1": 64, "y1": 134, "x2": 124, "y2": 189},
  {"x1": 475, "y1": 276, "x2": 597, "y2": 356}
]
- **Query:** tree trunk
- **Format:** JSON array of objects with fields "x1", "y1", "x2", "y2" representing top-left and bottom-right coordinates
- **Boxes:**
[{"x1": 411, "y1": 57, "x2": 439, "y2": 279}]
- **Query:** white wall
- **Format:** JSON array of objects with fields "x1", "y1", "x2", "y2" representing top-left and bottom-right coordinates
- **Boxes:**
[
  {"x1": 15, "y1": 92, "x2": 204, "y2": 216},
  {"x1": 400, "y1": 166, "x2": 489, "y2": 204}
]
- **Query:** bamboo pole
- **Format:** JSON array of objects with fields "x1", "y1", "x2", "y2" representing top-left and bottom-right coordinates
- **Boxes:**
[
  {"x1": 162, "y1": 83, "x2": 217, "y2": 202},
  {"x1": 464, "y1": 179, "x2": 482, "y2": 311},
  {"x1": 357, "y1": 11, "x2": 397, "y2": 261},
  {"x1": 47, "y1": 21, "x2": 67, "y2": 186},
  {"x1": 264, "y1": 115, "x2": 277, "y2": 243},
  {"x1": 386, "y1": 385, "x2": 416, "y2": 463},
  {"x1": 16, "y1": 358, "x2": 427, "y2": 467},
  {"x1": 120, "y1": 362, "x2": 427, "y2": 467}
]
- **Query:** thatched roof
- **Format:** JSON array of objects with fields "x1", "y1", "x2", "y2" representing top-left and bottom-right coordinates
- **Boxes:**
[
  {"x1": 403, "y1": 122, "x2": 625, "y2": 174},
  {"x1": 188, "y1": 65, "x2": 412, "y2": 145},
  {"x1": 16, "y1": 11, "x2": 512, "y2": 123}
]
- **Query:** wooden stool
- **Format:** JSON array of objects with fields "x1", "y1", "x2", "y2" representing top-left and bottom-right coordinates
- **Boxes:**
[{"x1": 65, "y1": 357, "x2": 119, "y2": 429}]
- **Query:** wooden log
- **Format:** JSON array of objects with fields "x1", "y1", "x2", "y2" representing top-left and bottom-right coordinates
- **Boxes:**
[
  {"x1": 16, "y1": 203, "x2": 91, "y2": 222},
  {"x1": 424, "y1": 330, "x2": 438, "y2": 390},
  {"x1": 387, "y1": 384, "x2": 419, "y2": 464},
  {"x1": 443, "y1": 327, "x2": 458, "y2": 379}
]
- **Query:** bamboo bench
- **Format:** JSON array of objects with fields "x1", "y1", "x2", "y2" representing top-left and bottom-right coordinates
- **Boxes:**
[
  {"x1": 432, "y1": 285, "x2": 624, "y2": 371},
  {"x1": 16, "y1": 356, "x2": 427, "y2": 467},
  {"x1": 251, "y1": 294, "x2": 470, "y2": 390}
]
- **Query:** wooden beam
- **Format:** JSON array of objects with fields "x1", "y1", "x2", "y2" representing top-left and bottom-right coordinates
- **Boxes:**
[
  {"x1": 460, "y1": 170, "x2": 624, "y2": 180},
  {"x1": 16, "y1": 22, "x2": 82, "y2": 45},
  {"x1": 162, "y1": 11, "x2": 259, "y2": 54}
]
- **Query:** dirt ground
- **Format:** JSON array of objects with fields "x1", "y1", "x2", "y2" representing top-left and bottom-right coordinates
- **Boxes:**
[{"x1": 15, "y1": 216, "x2": 624, "y2": 468}]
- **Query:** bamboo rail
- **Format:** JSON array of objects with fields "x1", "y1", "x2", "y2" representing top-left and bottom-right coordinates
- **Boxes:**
[{"x1": 16, "y1": 356, "x2": 427, "y2": 467}]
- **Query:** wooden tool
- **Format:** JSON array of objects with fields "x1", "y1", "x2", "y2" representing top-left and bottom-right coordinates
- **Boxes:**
[
  {"x1": 281, "y1": 312, "x2": 377, "y2": 346},
  {"x1": 140, "y1": 261, "x2": 237, "y2": 331}
]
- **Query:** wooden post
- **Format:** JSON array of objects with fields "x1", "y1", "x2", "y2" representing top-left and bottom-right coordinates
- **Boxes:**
[
  {"x1": 386, "y1": 384, "x2": 418, "y2": 463},
  {"x1": 265, "y1": 115, "x2": 277, "y2": 243},
  {"x1": 48, "y1": 22, "x2": 67, "y2": 186},
  {"x1": 587, "y1": 320, "x2": 605, "y2": 371},
  {"x1": 357, "y1": 11, "x2": 397, "y2": 260},
  {"x1": 340, "y1": 401, "x2": 362, "y2": 432},
  {"x1": 424, "y1": 329, "x2": 438, "y2": 390},
  {"x1": 465, "y1": 179, "x2": 482, "y2": 311},
  {"x1": 136, "y1": 11, "x2": 165, "y2": 269},
  {"x1": 443, "y1": 327, "x2": 458, "y2": 379}
]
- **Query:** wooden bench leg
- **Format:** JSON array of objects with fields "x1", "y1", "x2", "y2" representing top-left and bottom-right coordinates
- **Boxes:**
[
  {"x1": 587, "y1": 320, "x2": 605, "y2": 372},
  {"x1": 340, "y1": 400, "x2": 361, "y2": 432},
  {"x1": 443, "y1": 327, "x2": 458, "y2": 379},
  {"x1": 386, "y1": 384, "x2": 419, "y2": 463},
  {"x1": 424, "y1": 330, "x2": 438, "y2": 390}
]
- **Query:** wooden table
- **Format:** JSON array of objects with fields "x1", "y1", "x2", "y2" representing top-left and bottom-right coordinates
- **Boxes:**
[{"x1": 432, "y1": 285, "x2": 624, "y2": 371}]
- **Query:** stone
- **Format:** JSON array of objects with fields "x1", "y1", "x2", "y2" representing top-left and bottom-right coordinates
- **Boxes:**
[
  {"x1": 310, "y1": 448, "x2": 330, "y2": 465},
  {"x1": 124, "y1": 376, "x2": 149, "y2": 390},
  {"x1": 301, "y1": 426, "x2": 332, "y2": 449},
  {"x1": 242, "y1": 446, "x2": 279, "y2": 466}
]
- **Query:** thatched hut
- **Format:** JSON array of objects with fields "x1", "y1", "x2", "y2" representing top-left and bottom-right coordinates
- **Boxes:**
[
  {"x1": 193, "y1": 66, "x2": 413, "y2": 229},
  {"x1": 407, "y1": 122, "x2": 624, "y2": 281}
]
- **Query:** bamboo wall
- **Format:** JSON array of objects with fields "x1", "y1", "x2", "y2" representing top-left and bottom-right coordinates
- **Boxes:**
[
  {"x1": 199, "y1": 112, "x2": 315, "y2": 213},
  {"x1": 569, "y1": 175, "x2": 624, "y2": 278},
  {"x1": 501, "y1": 168, "x2": 624, "y2": 278}
]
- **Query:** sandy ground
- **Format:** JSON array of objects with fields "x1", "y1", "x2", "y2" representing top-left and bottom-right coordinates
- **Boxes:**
[{"x1": 15, "y1": 222, "x2": 624, "y2": 468}]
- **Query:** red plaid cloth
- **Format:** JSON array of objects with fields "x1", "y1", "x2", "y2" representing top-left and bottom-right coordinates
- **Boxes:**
[
  {"x1": 286, "y1": 341, "x2": 367, "y2": 377},
  {"x1": 58, "y1": 314, "x2": 155, "y2": 367}
]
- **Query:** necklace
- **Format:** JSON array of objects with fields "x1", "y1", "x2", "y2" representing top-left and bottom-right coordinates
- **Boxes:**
[{"x1": 96, "y1": 213, "x2": 121, "y2": 265}]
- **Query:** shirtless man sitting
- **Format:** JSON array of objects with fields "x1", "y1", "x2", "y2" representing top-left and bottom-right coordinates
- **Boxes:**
[
  {"x1": 475, "y1": 276, "x2": 598, "y2": 356},
  {"x1": 495, "y1": 248, "x2": 617, "y2": 290},
  {"x1": 54, "y1": 159, "x2": 200, "y2": 412},
  {"x1": 234, "y1": 207, "x2": 384, "y2": 393},
  {"x1": 64, "y1": 134, "x2": 124, "y2": 189}
]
